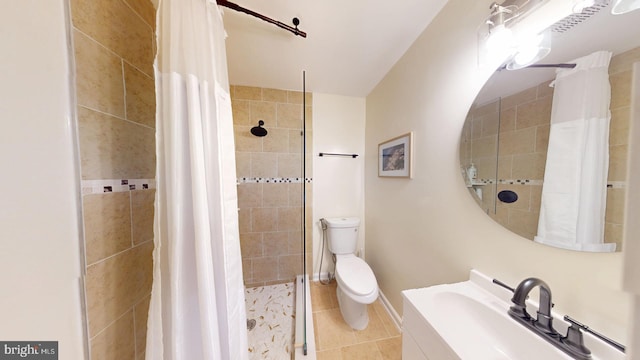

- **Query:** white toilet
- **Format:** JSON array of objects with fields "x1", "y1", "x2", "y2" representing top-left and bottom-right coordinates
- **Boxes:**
[{"x1": 324, "y1": 217, "x2": 379, "y2": 330}]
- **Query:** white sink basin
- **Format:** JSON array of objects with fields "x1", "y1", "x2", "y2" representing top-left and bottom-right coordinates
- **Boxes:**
[{"x1": 401, "y1": 270, "x2": 625, "y2": 360}]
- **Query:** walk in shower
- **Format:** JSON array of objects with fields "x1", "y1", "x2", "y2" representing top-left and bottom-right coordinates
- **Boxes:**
[{"x1": 232, "y1": 75, "x2": 314, "y2": 358}]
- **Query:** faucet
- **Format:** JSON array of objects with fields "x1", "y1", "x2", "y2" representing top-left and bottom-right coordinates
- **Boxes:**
[{"x1": 508, "y1": 277, "x2": 555, "y2": 334}]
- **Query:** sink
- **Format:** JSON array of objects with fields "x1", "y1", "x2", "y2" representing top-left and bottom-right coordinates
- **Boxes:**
[{"x1": 401, "y1": 270, "x2": 625, "y2": 360}]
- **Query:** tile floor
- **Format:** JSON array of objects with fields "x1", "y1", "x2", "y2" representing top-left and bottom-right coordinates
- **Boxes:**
[
  {"x1": 311, "y1": 281, "x2": 402, "y2": 360},
  {"x1": 245, "y1": 282, "x2": 295, "y2": 359}
]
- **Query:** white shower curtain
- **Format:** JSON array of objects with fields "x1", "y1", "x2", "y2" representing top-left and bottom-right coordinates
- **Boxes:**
[
  {"x1": 146, "y1": 0, "x2": 248, "y2": 359},
  {"x1": 534, "y1": 50, "x2": 615, "y2": 252}
]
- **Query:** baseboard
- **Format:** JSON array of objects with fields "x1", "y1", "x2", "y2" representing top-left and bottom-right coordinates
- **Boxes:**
[{"x1": 378, "y1": 289, "x2": 402, "y2": 333}]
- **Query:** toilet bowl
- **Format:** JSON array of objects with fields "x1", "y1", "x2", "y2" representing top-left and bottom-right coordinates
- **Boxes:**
[{"x1": 323, "y1": 217, "x2": 379, "y2": 330}]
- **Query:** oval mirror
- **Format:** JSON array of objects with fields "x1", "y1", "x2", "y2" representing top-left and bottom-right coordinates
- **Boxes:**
[{"x1": 460, "y1": 4, "x2": 640, "y2": 252}]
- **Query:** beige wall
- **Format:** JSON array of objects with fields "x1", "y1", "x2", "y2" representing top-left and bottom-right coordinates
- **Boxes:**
[
  {"x1": 365, "y1": 0, "x2": 632, "y2": 345},
  {"x1": 232, "y1": 85, "x2": 313, "y2": 286},
  {"x1": 70, "y1": 0, "x2": 156, "y2": 358},
  {"x1": 0, "y1": 1, "x2": 86, "y2": 357},
  {"x1": 312, "y1": 93, "x2": 367, "y2": 278}
]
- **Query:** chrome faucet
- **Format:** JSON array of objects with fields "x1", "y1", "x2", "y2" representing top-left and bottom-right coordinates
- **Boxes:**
[{"x1": 508, "y1": 277, "x2": 555, "y2": 334}]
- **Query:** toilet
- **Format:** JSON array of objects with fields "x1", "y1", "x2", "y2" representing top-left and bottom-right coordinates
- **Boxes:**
[{"x1": 323, "y1": 217, "x2": 379, "y2": 330}]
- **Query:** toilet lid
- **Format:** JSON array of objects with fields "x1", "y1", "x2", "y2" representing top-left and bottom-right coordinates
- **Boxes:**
[{"x1": 336, "y1": 256, "x2": 377, "y2": 296}]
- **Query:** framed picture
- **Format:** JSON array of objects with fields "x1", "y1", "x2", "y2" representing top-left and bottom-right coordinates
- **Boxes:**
[{"x1": 378, "y1": 132, "x2": 413, "y2": 178}]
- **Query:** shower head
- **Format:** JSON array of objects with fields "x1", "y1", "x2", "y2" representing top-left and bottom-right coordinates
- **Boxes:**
[{"x1": 250, "y1": 120, "x2": 268, "y2": 137}]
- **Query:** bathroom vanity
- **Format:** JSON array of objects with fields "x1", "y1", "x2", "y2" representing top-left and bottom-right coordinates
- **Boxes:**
[{"x1": 401, "y1": 270, "x2": 625, "y2": 360}]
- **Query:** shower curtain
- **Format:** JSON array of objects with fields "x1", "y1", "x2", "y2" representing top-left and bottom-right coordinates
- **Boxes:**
[
  {"x1": 534, "y1": 50, "x2": 616, "y2": 252},
  {"x1": 146, "y1": 0, "x2": 248, "y2": 359}
]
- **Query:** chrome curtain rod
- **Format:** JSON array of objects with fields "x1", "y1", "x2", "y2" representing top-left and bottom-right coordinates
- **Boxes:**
[
  {"x1": 216, "y1": 0, "x2": 307, "y2": 38},
  {"x1": 500, "y1": 63, "x2": 577, "y2": 71}
]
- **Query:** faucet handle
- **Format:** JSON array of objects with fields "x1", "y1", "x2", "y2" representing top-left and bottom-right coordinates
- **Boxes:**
[{"x1": 562, "y1": 316, "x2": 591, "y2": 357}]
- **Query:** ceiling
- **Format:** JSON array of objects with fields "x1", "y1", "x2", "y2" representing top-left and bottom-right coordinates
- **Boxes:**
[{"x1": 220, "y1": 0, "x2": 450, "y2": 97}]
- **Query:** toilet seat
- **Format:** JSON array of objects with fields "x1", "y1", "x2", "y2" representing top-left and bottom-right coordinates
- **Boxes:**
[{"x1": 335, "y1": 255, "x2": 378, "y2": 303}]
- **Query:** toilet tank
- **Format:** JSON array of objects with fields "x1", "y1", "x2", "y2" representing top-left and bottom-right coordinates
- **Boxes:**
[{"x1": 324, "y1": 217, "x2": 360, "y2": 255}]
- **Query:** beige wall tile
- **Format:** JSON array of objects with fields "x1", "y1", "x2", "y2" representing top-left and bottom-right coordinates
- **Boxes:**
[
  {"x1": 535, "y1": 125, "x2": 550, "y2": 153},
  {"x1": 608, "y1": 144, "x2": 628, "y2": 181},
  {"x1": 71, "y1": 0, "x2": 154, "y2": 76},
  {"x1": 78, "y1": 107, "x2": 156, "y2": 180},
  {"x1": 263, "y1": 128, "x2": 290, "y2": 153},
  {"x1": 74, "y1": 30, "x2": 125, "y2": 118},
  {"x1": 277, "y1": 103, "x2": 304, "y2": 129},
  {"x1": 497, "y1": 155, "x2": 512, "y2": 179},
  {"x1": 252, "y1": 256, "x2": 278, "y2": 282},
  {"x1": 511, "y1": 152, "x2": 546, "y2": 180},
  {"x1": 289, "y1": 129, "x2": 304, "y2": 154},
  {"x1": 507, "y1": 209, "x2": 539, "y2": 240},
  {"x1": 609, "y1": 46, "x2": 640, "y2": 75},
  {"x1": 288, "y1": 183, "x2": 303, "y2": 207},
  {"x1": 472, "y1": 100, "x2": 499, "y2": 118},
  {"x1": 515, "y1": 96, "x2": 552, "y2": 129},
  {"x1": 474, "y1": 156, "x2": 497, "y2": 180},
  {"x1": 234, "y1": 126, "x2": 263, "y2": 152},
  {"x1": 530, "y1": 185, "x2": 542, "y2": 211},
  {"x1": 131, "y1": 190, "x2": 155, "y2": 245},
  {"x1": 232, "y1": 100, "x2": 251, "y2": 126},
  {"x1": 501, "y1": 87, "x2": 536, "y2": 110},
  {"x1": 278, "y1": 254, "x2": 301, "y2": 280},
  {"x1": 480, "y1": 112, "x2": 500, "y2": 137},
  {"x1": 85, "y1": 241, "x2": 153, "y2": 336},
  {"x1": 471, "y1": 118, "x2": 482, "y2": 139},
  {"x1": 237, "y1": 183, "x2": 263, "y2": 209},
  {"x1": 606, "y1": 188, "x2": 626, "y2": 224},
  {"x1": 251, "y1": 208, "x2": 278, "y2": 232},
  {"x1": 278, "y1": 153, "x2": 302, "y2": 178},
  {"x1": 242, "y1": 259, "x2": 253, "y2": 283},
  {"x1": 123, "y1": 0, "x2": 156, "y2": 30},
  {"x1": 251, "y1": 152, "x2": 278, "y2": 178},
  {"x1": 90, "y1": 310, "x2": 135, "y2": 360},
  {"x1": 134, "y1": 295, "x2": 150, "y2": 359},
  {"x1": 238, "y1": 208, "x2": 251, "y2": 233},
  {"x1": 240, "y1": 232, "x2": 263, "y2": 258},
  {"x1": 605, "y1": 222, "x2": 623, "y2": 251},
  {"x1": 263, "y1": 232, "x2": 289, "y2": 256},
  {"x1": 234, "y1": 86, "x2": 262, "y2": 100},
  {"x1": 83, "y1": 192, "x2": 132, "y2": 265},
  {"x1": 470, "y1": 135, "x2": 497, "y2": 159},
  {"x1": 499, "y1": 127, "x2": 536, "y2": 155},
  {"x1": 250, "y1": 101, "x2": 277, "y2": 126},
  {"x1": 288, "y1": 231, "x2": 303, "y2": 254},
  {"x1": 263, "y1": 183, "x2": 288, "y2": 207},
  {"x1": 235, "y1": 152, "x2": 251, "y2": 178},
  {"x1": 610, "y1": 107, "x2": 630, "y2": 146},
  {"x1": 124, "y1": 62, "x2": 155, "y2": 128},
  {"x1": 499, "y1": 107, "x2": 516, "y2": 133},
  {"x1": 610, "y1": 70, "x2": 631, "y2": 109},
  {"x1": 536, "y1": 80, "x2": 554, "y2": 99},
  {"x1": 278, "y1": 207, "x2": 302, "y2": 231},
  {"x1": 263, "y1": 88, "x2": 287, "y2": 102},
  {"x1": 287, "y1": 91, "x2": 312, "y2": 105}
]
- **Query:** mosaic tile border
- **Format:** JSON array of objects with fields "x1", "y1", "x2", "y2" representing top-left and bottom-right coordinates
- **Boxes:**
[
  {"x1": 81, "y1": 179, "x2": 156, "y2": 195},
  {"x1": 473, "y1": 179, "x2": 626, "y2": 189},
  {"x1": 237, "y1": 177, "x2": 313, "y2": 184}
]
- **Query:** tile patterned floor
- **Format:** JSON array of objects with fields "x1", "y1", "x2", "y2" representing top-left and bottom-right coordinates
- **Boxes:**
[
  {"x1": 311, "y1": 281, "x2": 402, "y2": 360},
  {"x1": 245, "y1": 282, "x2": 296, "y2": 359}
]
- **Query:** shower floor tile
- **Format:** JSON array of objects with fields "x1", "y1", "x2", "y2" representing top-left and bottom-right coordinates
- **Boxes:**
[{"x1": 245, "y1": 282, "x2": 295, "y2": 359}]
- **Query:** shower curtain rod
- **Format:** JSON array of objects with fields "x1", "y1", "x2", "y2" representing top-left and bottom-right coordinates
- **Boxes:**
[{"x1": 216, "y1": 0, "x2": 307, "y2": 38}]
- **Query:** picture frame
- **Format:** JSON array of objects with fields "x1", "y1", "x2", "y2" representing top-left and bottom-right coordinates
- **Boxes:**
[{"x1": 378, "y1": 132, "x2": 413, "y2": 178}]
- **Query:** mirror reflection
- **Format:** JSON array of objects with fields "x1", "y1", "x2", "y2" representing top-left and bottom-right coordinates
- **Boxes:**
[{"x1": 460, "y1": 4, "x2": 640, "y2": 252}]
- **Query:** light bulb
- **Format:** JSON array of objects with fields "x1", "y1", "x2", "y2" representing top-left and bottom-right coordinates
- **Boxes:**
[
  {"x1": 486, "y1": 24, "x2": 515, "y2": 54},
  {"x1": 611, "y1": 0, "x2": 640, "y2": 14}
]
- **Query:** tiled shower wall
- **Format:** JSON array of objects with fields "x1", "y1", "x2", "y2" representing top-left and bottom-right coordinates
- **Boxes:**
[
  {"x1": 231, "y1": 86, "x2": 313, "y2": 287},
  {"x1": 463, "y1": 46, "x2": 637, "y2": 248},
  {"x1": 70, "y1": 0, "x2": 156, "y2": 359}
]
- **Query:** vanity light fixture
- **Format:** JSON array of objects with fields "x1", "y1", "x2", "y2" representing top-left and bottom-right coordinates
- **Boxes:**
[{"x1": 611, "y1": 0, "x2": 640, "y2": 14}]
